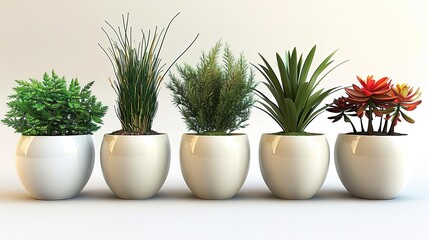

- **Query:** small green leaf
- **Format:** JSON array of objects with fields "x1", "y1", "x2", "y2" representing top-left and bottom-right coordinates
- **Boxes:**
[{"x1": 401, "y1": 111, "x2": 415, "y2": 123}]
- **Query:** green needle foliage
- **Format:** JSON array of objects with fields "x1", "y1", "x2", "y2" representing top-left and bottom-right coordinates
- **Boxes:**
[
  {"x1": 254, "y1": 45, "x2": 346, "y2": 135},
  {"x1": 167, "y1": 42, "x2": 257, "y2": 135},
  {"x1": 99, "y1": 13, "x2": 198, "y2": 135},
  {"x1": 2, "y1": 71, "x2": 108, "y2": 136}
]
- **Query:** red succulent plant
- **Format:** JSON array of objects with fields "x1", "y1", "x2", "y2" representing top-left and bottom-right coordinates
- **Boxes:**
[
  {"x1": 385, "y1": 83, "x2": 422, "y2": 134},
  {"x1": 346, "y1": 76, "x2": 392, "y2": 101},
  {"x1": 328, "y1": 75, "x2": 422, "y2": 135},
  {"x1": 327, "y1": 97, "x2": 358, "y2": 132},
  {"x1": 344, "y1": 76, "x2": 397, "y2": 134}
]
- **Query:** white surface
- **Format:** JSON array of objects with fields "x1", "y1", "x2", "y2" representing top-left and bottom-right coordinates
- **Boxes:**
[{"x1": 1, "y1": 0, "x2": 429, "y2": 239}]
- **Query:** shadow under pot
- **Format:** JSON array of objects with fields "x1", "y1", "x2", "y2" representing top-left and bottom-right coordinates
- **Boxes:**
[
  {"x1": 335, "y1": 133, "x2": 413, "y2": 200},
  {"x1": 15, "y1": 135, "x2": 95, "y2": 200},
  {"x1": 259, "y1": 134, "x2": 329, "y2": 200},
  {"x1": 100, "y1": 134, "x2": 170, "y2": 199},
  {"x1": 180, "y1": 134, "x2": 250, "y2": 200}
]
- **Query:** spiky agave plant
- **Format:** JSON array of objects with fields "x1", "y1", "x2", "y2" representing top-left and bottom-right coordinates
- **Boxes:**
[
  {"x1": 254, "y1": 45, "x2": 346, "y2": 135},
  {"x1": 99, "y1": 13, "x2": 198, "y2": 135}
]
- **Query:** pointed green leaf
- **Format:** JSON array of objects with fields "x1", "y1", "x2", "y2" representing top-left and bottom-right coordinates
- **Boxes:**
[
  {"x1": 255, "y1": 89, "x2": 285, "y2": 120},
  {"x1": 400, "y1": 111, "x2": 415, "y2": 123},
  {"x1": 257, "y1": 54, "x2": 283, "y2": 96},
  {"x1": 289, "y1": 48, "x2": 298, "y2": 98},
  {"x1": 313, "y1": 59, "x2": 348, "y2": 91},
  {"x1": 295, "y1": 82, "x2": 310, "y2": 117},
  {"x1": 299, "y1": 45, "x2": 316, "y2": 85},
  {"x1": 284, "y1": 98, "x2": 297, "y2": 131},
  {"x1": 297, "y1": 54, "x2": 303, "y2": 83},
  {"x1": 308, "y1": 49, "x2": 337, "y2": 90},
  {"x1": 276, "y1": 53, "x2": 292, "y2": 98}
]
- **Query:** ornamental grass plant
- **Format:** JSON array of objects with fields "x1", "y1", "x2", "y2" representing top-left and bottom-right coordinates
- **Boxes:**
[
  {"x1": 167, "y1": 41, "x2": 257, "y2": 135},
  {"x1": 99, "y1": 13, "x2": 198, "y2": 135}
]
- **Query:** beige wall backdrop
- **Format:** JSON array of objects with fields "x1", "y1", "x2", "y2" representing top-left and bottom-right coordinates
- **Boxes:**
[{"x1": 1, "y1": 0, "x2": 428, "y2": 190}]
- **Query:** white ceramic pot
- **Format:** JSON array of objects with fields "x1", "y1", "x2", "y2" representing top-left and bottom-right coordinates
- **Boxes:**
[
  {"x1": 335, "y1": 133, "x2": 412, "y2": 199},
  {"x1": 15, "y1": 135, "x2": 95, "y2": 200},
  {"x1": 100, "y1": 134, "x2": 170, "y2": 199},
  {"x1": 259, "y1": 134, "x2": 329, "y2": 199},
  {"x1": 180, "y1": 134, "x2": 250, "y2": 199}
]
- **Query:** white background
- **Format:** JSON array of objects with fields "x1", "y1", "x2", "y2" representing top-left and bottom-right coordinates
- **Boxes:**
[{"x1": 1, "y1": 0, "x2": 428, "y2": 239}]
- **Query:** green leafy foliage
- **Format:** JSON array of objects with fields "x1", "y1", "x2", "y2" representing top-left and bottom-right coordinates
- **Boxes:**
[
  {"x1": 254, "y1": 45, "x2": 346, "y2": 135},
  {"x1": 2, "y1": 71, "x2": 108, "y2": 136},
  {"x1": 99, "y1": 13, "x2": 198, "y2": 135},
  {"x1": 167, "y1": 42, "x2": 257, "y2": 135}
]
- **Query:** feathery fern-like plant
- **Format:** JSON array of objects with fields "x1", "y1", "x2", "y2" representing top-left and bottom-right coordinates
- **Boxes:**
[
  {"x1": 2, "y1": 71, "x2": 108, "y2": 136},
  {"x1": 254, "y1": 45, "x2": 346, "y2": 135},
  {"x1": 99, "y1": 13, "x2": 198, "y2": 135},
  {"x1": 167, "y1": 42, "x2": 257, "y2": 135}
]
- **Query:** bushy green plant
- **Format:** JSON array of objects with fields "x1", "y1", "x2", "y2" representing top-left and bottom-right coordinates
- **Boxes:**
[
  {"x1": 167, "y1": 42, "x2": 257, "y2": 135},
  {"x1": 2, "y1": 71, "x2": 108, "y2": 136},
  {"x1": 254, "y1": 45, "x2": 346, "y2": 135},
  {"x1": 99, "y1": 13, "x2": 198, "y2": 135}
]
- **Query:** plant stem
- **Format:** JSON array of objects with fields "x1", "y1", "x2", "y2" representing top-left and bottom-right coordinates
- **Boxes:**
[
  {"x1": 388, "y1": 105, "x2": 400, "y2": 135},
  {"x1": 382, "y1": 118, "x2": 389, "y2": 133},
  {"x1": 350, "y1": 121, "x2": 357, "y2": 133},
  {"x1": 377, "y1": 113, "x2": 383, "y2": 132},
  {"x1": 367, "y1": 103, "x2": 374, "y2": 135}
]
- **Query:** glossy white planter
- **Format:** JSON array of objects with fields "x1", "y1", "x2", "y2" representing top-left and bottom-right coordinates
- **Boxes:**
[
  {"x1": 16, "y1": 135, "x2": 95, "y2": 200},
  {"x1": 100, "y1": 134, "x2": 170, "y2": 199},
  {"x1": 335, "y1": 134, "x2": 412, "y2": 199},
  {"x1": 180, "y1": 134, "x2": 250, "y2": 199},
  {"x1": 259, "y1": 134, "x2": 329, "y2": 199}
]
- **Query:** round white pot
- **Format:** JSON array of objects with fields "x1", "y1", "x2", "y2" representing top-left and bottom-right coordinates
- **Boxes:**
[
  {"x1": 335, "y1": 133, "x2": 412, "y2": 199},
  {"x1": 100, "y1": 134, "x2": 170, "y2": 199},
  {"x1": 180, "y1": 134, "x2": 250, "y2": 199},
  {"x1": 259, "y1": 134, "x2": 329, "y2": 199},
  {"x1": 15, "y1": 135, "x2": 95, "y2": 200}
]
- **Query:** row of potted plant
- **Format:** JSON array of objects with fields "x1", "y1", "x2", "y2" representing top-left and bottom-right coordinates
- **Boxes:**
[{"x1": 2, "y1": 14, "x2": 422, "y2": 201}]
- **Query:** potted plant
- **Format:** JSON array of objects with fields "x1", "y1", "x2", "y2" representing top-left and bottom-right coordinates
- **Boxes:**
[
  {"x1": 327, "y1": 76, "x2": 422, "y2": 199},
  {"x1": 2, "y1": 71, "x2": 107, "y2": 200},
  {"x1": 254, "y1": 45, "x2": 345, "y2": 199},
  {"x1": 167, "y1": 41, "x2": 256, "y2": 199},
  {"x1": 99, "y1": 13, "x2": 198, "y2": 199}
]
